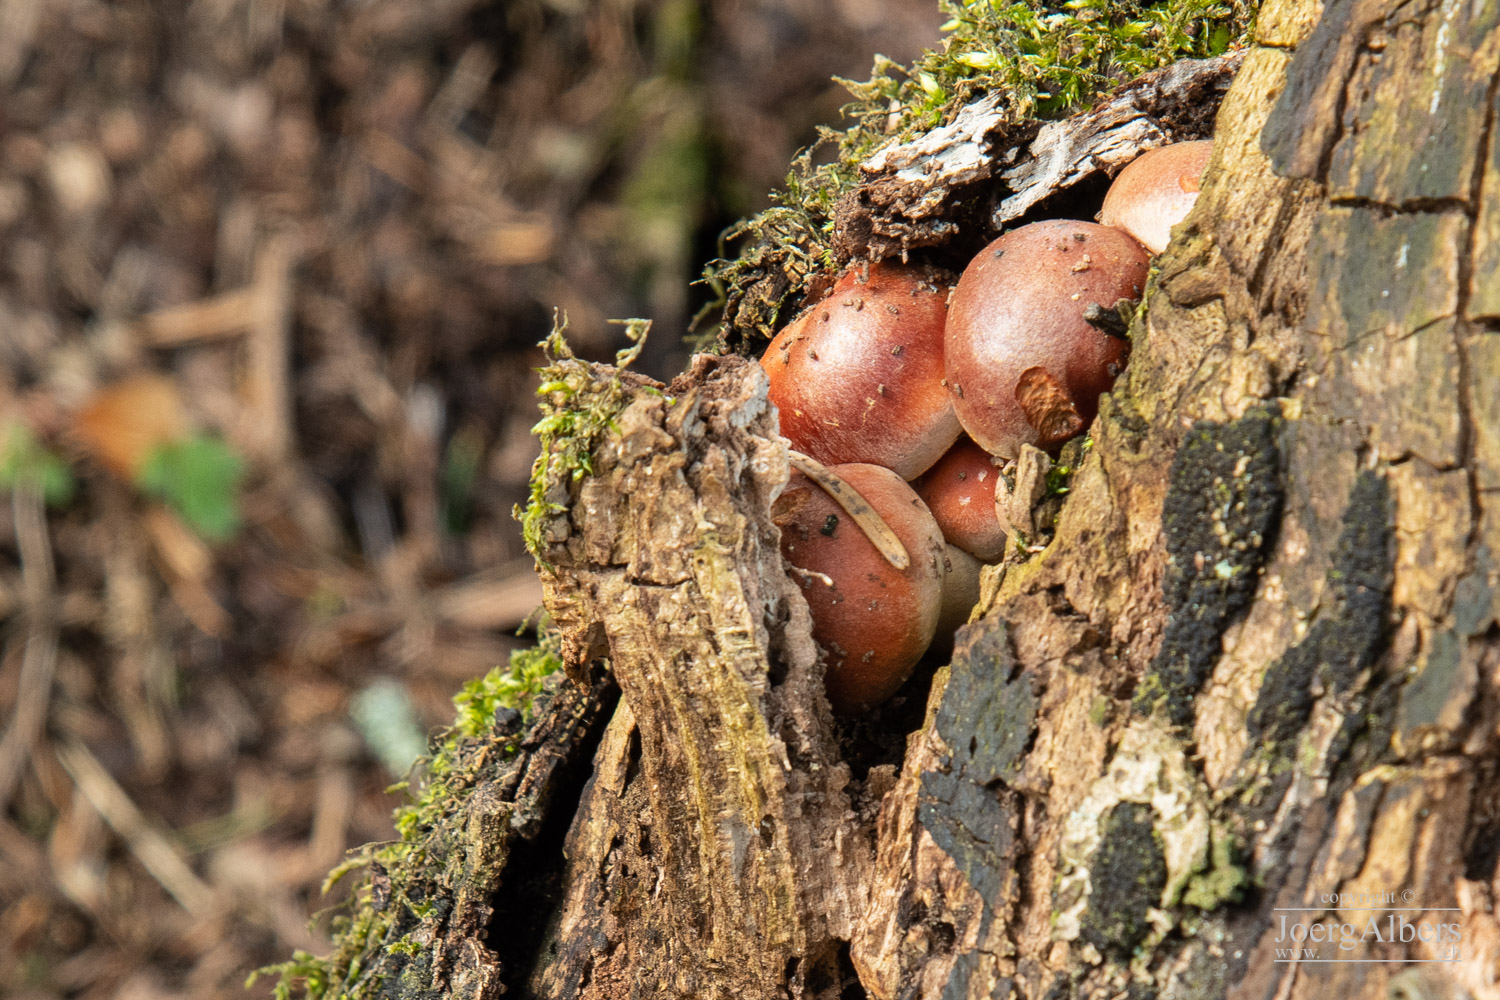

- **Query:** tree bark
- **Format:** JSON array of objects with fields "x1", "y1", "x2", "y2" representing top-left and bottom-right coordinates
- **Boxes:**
[{"x1": 356, "y1": 0, "x2": 1500, "y2": 995}]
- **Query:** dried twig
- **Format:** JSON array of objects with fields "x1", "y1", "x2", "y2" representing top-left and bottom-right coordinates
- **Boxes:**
[
  {"x1": 0, "y1": 484, "x2": 58, "y2": 808},
  {"x1": 55, "y1": 739, "x2": 218, "y2": 919},
  {"x1": 244, "y1": 234, "x2": 296, "y2": 462},
  {"x1": 135, "y1": 287, "x2": 258, "y2": 347}
]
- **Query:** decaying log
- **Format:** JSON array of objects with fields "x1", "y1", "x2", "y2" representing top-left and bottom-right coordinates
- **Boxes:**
[
  {"x1": 308, "y1": 672, "x2": 614, "y2": 999},
  {"x1": 334, "y1": 0, "x2": 1500, "y2": 993},
  {"x1": 847, "y1": 0, "x2": 1500, "y2": 993}
]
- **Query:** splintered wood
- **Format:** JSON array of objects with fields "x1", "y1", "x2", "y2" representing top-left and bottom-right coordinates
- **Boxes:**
[{"x1": 533, "y1": 355, "x2": 869, "y2": 999}]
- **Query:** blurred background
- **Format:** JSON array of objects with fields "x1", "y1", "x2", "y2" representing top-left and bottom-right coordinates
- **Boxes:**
[{"x1": 0, "y1": 0, "x2": 946, "y2": 997}]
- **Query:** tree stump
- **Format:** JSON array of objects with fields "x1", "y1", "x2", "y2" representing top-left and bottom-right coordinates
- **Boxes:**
[{"x1": 298, "y1": 0, "x2": 1500, "y2": 995}]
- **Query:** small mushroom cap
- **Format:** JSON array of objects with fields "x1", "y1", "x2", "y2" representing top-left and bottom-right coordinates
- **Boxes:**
[
  {"x1": 774, "y1": 462, "x2": 946, "y2": 713},
  {"x1": 1099, "y1": 140, "x2": 1213, "y2": 254},
  {"x1": 761, "y1": 262, "x2": 960, "y2": 480},
  {"x1": 944, "y1": 220, "x2": 1149, "y2": 460},
  {"x1": 936, "y1": 544, "x2": 982, "y2": 640},
  {"x1": 915, "y1": 437, "x2": 1008, "y2": 561}
]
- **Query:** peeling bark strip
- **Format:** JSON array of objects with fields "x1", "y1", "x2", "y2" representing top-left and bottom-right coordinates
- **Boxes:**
[{"x1": 833, "y1": 54, "x2": 1241, "y2": 264}]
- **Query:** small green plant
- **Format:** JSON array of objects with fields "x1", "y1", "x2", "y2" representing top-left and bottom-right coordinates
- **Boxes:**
[
  {"x1": 137, "y1": 433, "x2": 245, "y2": 542},
  {"x1": 0, "y1": 423, "x2": 75, "y2": 508},
  {"x1": 453, "y1": 628, "x2": 564, "y2": 736},
  {"x1": 516, "y1": 314, "x2": 652, "y2": 569}
]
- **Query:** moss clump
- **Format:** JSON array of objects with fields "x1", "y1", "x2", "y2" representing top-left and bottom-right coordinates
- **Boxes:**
[
  {"x1": 249, "y1": 632, "x2": 566, "y2": 1000},
  {"x1": 706, "y1": 0, "x2": 1255, "y2": 342},
  {"x1": 517, "y1": 315, "x2": 653, "y2": 569},
  {"x1": 451, "y1": 630, "x2": 564, "y2": 736}
]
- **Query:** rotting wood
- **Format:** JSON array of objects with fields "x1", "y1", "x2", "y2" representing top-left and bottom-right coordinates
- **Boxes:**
[
  {"x1": 828, "y1": 53, "x2": 1242, "y2": 266},
  {"x1": 850, "y1": 0, "x2": 1500, "y2": 993},
  {"x1": 504, "y1": 52, "x2": 1262, "y2": 1000},
  {"x1": 310, "y1": 0, "x2": 1500, "y2": 993},
  {"x1": 307, "y1": 671, "x2": 614, "y2": 1000},
  {"x1": 531, "y1": 354, "x2": 868, "y2": 999}
]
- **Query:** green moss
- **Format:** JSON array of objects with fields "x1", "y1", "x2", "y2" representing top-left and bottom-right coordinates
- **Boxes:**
[
  {"x1": 452, "y1": 630, "x2": 563, "y2": 736},
  {"x1": 1047, "y1": 435, "x2": 1092, "y2": 498},
  {"x1": 516, "y1": 315, "x2": 653, "y2": 570},
  {"x1": 1180, "y1": 832, "x2": 1247, "y2": 910},
  {"x1": 706, "y1": 0, "x2": 1255, "y2": 343},
  {"x1": 250, "y1": 631, "x2": 567, "y2": 1000}
]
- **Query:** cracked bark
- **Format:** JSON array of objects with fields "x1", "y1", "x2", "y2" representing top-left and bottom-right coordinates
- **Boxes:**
[{"x1": 384, "y1": 0, "x2": 1500, "y2": 995}]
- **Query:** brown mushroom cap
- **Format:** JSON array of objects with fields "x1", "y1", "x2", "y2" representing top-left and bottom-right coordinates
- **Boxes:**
[
  {"x1": 936, "y1": 543, "x2": 982, "y2": 640},
  {"x1": 761, "y1": 262, "x2": 960, "y2": 480},
  {"x1": 944, "y1": 220, "x2": 1149, "y2": 460},
  {"x1": 774, "y1": 462, "x2": 946, "y2": 713},
  {"x1": 1099, "y1": 140, "x2": 1213, "y2": 254},
  {"x1": 915, "y1": 437, "x2": 1008, "y2": 561}
]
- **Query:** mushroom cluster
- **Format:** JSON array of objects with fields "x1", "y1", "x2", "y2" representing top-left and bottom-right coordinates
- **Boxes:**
[{"x1": 760, "y1": 139, "x2": 1212, "y2": 713}]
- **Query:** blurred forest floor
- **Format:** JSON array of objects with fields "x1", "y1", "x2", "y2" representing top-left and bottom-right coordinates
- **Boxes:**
[{"x1": 0, "y1": 1, "x2": 943, "y2": 997}]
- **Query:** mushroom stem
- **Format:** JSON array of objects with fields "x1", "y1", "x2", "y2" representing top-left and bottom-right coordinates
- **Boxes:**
[{"x1": 787, "y1": 450, "x2": 911, "y2": 570}]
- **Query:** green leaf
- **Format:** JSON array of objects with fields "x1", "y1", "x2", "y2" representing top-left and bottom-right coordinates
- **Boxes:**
[
  {"x1": 0, "y1": 422, "x2": 75, "y2": 509},
  {"x1": 137, "y1": 434, "x2": 245, "y2": 542}
]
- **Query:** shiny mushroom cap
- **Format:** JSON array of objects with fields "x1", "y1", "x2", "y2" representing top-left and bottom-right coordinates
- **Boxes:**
[
  {"x1": 944, "y1": 220, "x2": 1149, "y2": 460},
  {"x1": 1099, "y1": 140, "x2": 1213, "y2": 254},
  {"x1": 761, "y1": 262, "x2": 960, "y2": 480},
  {"x1": 915, "y1": 437, "x2": 1008, "y2": 562},
  {"x1": 774, "y1": 462, "x2": 946, "y2": 714}
]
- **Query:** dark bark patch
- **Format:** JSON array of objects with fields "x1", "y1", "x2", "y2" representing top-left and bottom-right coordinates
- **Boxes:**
[
  {"x1": 933, "y1": 621, "x2": 1039, "y2": 785},
  {"x1": 1079, "y1": 802, "x2": 1168, "y2": 959},
  {"x1": 1041, "y1": 974, "x2": 1074, "y2": 1000},
  {"x1": 1463, "y1": 762, "x2": 1500, "y2": 880},
  {"x1": 917, "y1": 771, "x2": 1019, "y2": 919},
  {"x1": 1136, "y1": 409, "x2": 1283, "y2": 726},
  {"x1": 914, "y1": 622, "x2": 1031, "y2": 952},
  {"x1": 487, "y1": 685, "x2": 621, "y2": 993},
  {"x1": 1245, "y1": 470, "x2": 1394, "y2": 753},
  {"x1": 1259, "y1": 0, "x2": 1375, "y2": 181}
]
